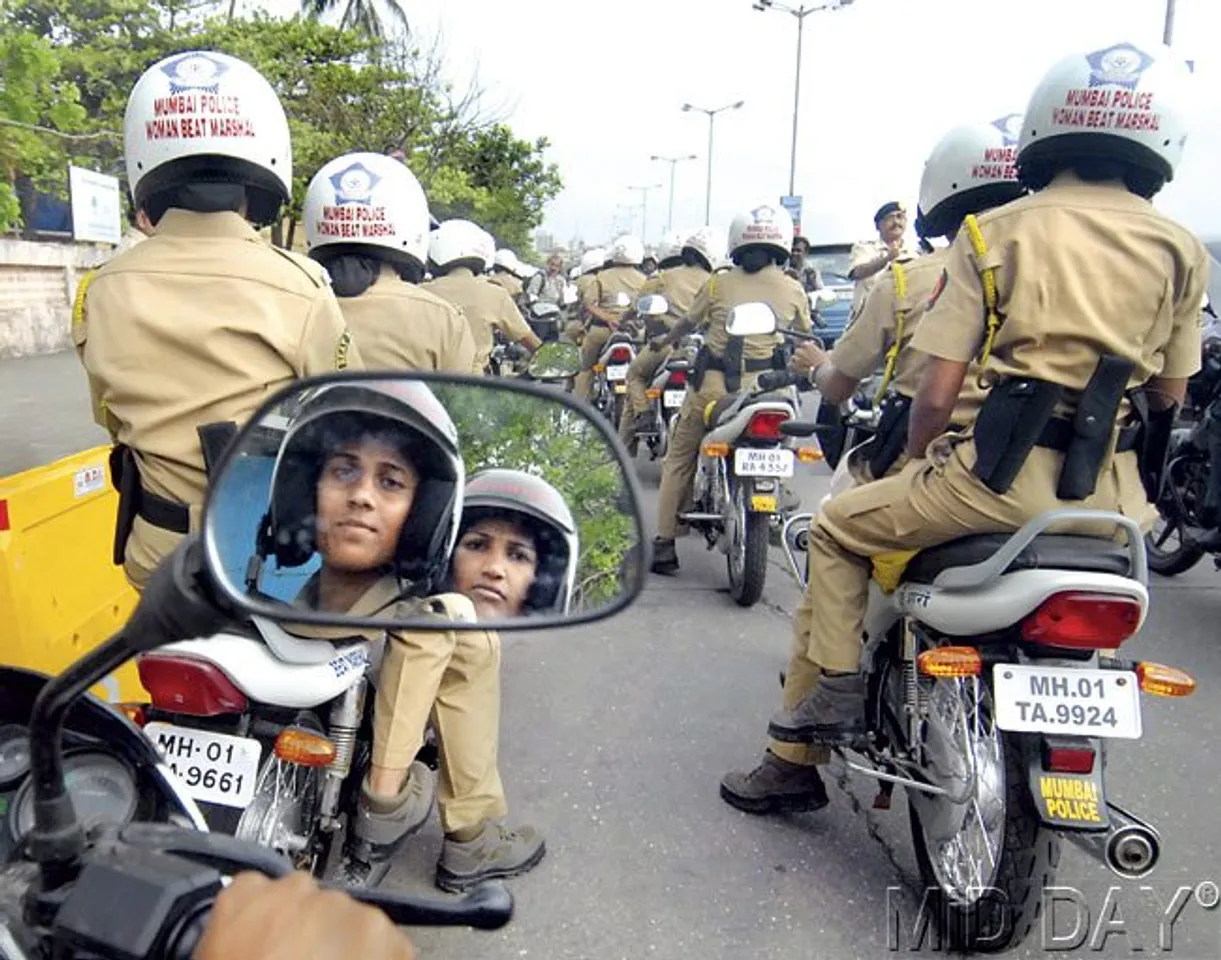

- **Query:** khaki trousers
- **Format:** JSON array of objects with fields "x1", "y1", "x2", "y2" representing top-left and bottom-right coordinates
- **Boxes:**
[
  {"x1": 795, "y1": 438, "x2": 1152, "y2": 678},
  {"x1": 575, "y1": 325, "x2": 612, "y2": 400},
  {"x1": 617, "y1": 345, "x2": 671, "y2": 447},
  {"x1": 373, "y1": 626, "x2": 508, "y2": 833}
]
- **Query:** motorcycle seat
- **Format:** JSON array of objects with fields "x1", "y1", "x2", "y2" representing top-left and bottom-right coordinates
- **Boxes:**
[
  {"x1": 902, "y1": 533, "x2": 1132, "y2": 584},
  {"x1": 704, "y1": 394, "x2": 742, "y2": 428}
]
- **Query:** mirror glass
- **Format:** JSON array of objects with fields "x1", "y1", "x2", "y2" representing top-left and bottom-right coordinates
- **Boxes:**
[
  {"x1": 562, "y1": 284, "x2": 580, "y2": 305},
  {"x1": 725, "y1": 302, "x2": 777, "y2": 336},
  {"x1": 814, "y1": 288, "x2": 838, "y2": 307},
  {"x1": 614, "y1": 292, "x2": 632, "y2": 308},
  {"x1": 527, "y1": 341, "x2": 580, "y2": 379},
  {"x1": 204, "y1": 374, "x2": 644, "y2": 632},
  {"x1": 636, "y1": 295, "x2": 670, "y2": 316}
]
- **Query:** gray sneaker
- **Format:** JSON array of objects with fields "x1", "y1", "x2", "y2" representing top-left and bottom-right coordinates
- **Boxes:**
[
  {"x1": 768, "y1": 673, "x2": 867, "y2": 744},
  {"x1": 435, "y1": 821, "x2": 546, "y2": 893},
  {"x1": 720, "y1": 751, "x2": 829, "y2": 815}
]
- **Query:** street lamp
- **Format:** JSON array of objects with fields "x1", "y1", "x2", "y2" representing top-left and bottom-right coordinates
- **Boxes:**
[
  {"x1": 682, "y1": 100, "x2": 745, "y2": 225},
  {"x1": 650, "y1": 154, "x2": 699, "y2": 235},
  {"x1": 752, "y1": 0, "x2": 854, "y2": 200},
  {"x1": 627, "y1": 184, "x2": 663, "y2": 244}
]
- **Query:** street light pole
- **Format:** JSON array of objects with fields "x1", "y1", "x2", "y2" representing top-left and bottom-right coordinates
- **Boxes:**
[
  {"x1": 650, "y1": 154, "x2": 698, "y2": 234},
  {"x1": 1163, "y1": 0, "x2": 1176, "y2": 44},
  {"x1": 627, "y1": 184, "x2": 663, "y2": 243},
  {"x1": 682, "y1": 100, "x2": 745, "y2": 225},
  {"x1": 752, "y1": 0, "x2": 853, "y2": 202}
]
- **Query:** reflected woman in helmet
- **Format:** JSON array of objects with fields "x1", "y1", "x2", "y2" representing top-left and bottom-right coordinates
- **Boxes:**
[
  {"x1": 303, "y1": 152, "x2": 477, "y2": 374},
  {"x1": 423, "y1": 469, "x2": 578, "y2": 892},
  {"x1": 264, "y1": 379, "x2": 467, "y2": 886}
]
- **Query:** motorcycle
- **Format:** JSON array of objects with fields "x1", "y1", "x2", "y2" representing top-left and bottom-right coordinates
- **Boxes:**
[
  {"x1": 487, "y1": 332, "x2": 532, "y2": 378},
  {"x1": 679, "y1": 303, "x2": 823, "y2": 607},
  {"x1": 526, "y1": 301, "x2": 564, "y2": 343},
  {"x1": 625, "y1": 295, "x2": 698, "y2": 461},
  {"x1": 590, "y1": 297, "x2": 638, "y2": 425},
  {"x1": 779, "y1": 505, "x2": 1196, "y2": 951},
  {"x1": 1145, "y1": 337, "x2": 1221, "y2": 575},
  {"x1": 813, "y1": 376, "x2": 884, "y2": 470}
]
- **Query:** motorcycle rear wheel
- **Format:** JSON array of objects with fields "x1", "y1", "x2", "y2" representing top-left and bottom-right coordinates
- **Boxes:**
[
  {"x1": 1146, "y1": 512, "x2": 1206, "y2": 576},
  {"x1": 727, "y1": 484, "x2": 769, "y2": 607}
]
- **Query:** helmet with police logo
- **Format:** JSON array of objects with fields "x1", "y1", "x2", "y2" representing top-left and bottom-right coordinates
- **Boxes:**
[
  {"x1": 262, "y1": 379, "x2": 463, "y2": 594},
  {"x1": 124, "y1": 51, "x2": 291, "y2": 227},
  {"x1": 1017, "y1": 41, "x2": 1190, "y2": 196},
  {"x1": 681, "y1": 226, "x2": 725, "y2": 271},
  {"x1": 655, "y1": 231, "x2": 686, "y2": 268},
  {"x1": 493, "y1": 249, "x2": 522, "y2": 274},
  {"x1": 429, "y1": 219, "x2": 496, "y2": 274},
  {"x1": 728, "y1": 204, "x2": 794, "y2": 260},
  {"x1": 579, "y1": 247, "x2": 606, "y2": 276},
  {"x1": 457, "y1": 468, "x2": 579, "y2": 615},
  {"x1": 916, "y1": 114, "x2": 1028, "y2": 238},
  {"x1": 303, "y1": 152, "x2": 431, "y2": 269},
  {"x1": 608, "y1": 235, "x2": 645, "y2": 266}
]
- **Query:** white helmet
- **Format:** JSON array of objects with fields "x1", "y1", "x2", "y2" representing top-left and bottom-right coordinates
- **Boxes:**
[
  {"x1": 304, "y1": 152, "x2": 430, "y2": 267},
  {"x1": 568, "y1": 265, "x2": 582, "y2": 280},
  {"x1": 124, "y1": 51, "x2": 291, "y2": 226},
  {"x1": 579, "y1": 247, "x2": 606, "y2": 275},
  {"x1": 493, "y1": 249, "x2": 521, "y2": 273},
  {"x1": 1017, "y1": 41, "x2": 1191, "y2": 193},
  {"x1": 681, "y1": 226, "x2": 725, "y2": 269},
  {"x1": 916, "y1": 115, "x2": 1028, "y2": 238},
  {"x1": 728, "y1": 204, "x2": 793, "y2": 259},
  {"x1": 429, "y1": 219, "x2": 495, "y2": 272},
  {"x1": 655, "y1": 231, "x2": 686, "y2": 263},
  {"x1": 609, "y1": 234, "x2": 645, "y2": 266}
]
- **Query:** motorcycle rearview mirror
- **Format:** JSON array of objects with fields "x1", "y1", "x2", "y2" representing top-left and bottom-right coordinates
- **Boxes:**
[
  {"x1": 614, "y1": 291, "x2": 632, "y2": 308},
  {"x1": 527, "y1": 340, "x2": 581, "y2": 379},
  {"x1": 562, "y1": 285, "x2": 580, "y2": 306},
  {"x1": 724, "y1": 302, "x2": 777, "y2": 337},
  {"x1": 636, "y1": 295, "x2": 669, "y2": 316},
  {"x1": 813, "y1": 288, "x2": 838, "y2": 308},
  {"x1": 201, "y1": 372, "x2": 646, "y2": 634}
]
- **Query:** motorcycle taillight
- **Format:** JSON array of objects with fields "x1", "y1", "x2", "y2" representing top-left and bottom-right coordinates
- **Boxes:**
[
  {"x1": 1021, "y1": 592, "x2": 1142, "y2": 650},
  {"x1": 609, "y1": 347, "x2": 633, "y2": 364},
  {"x1": 137, "y1": 654, "x2": 249, "y2": 716},
  {"x1": 667, "y1": 370, "x2": 687, "y2": 387},
  {"x1": 745, "y1": 410, "x2": 791, "y2": 441}
]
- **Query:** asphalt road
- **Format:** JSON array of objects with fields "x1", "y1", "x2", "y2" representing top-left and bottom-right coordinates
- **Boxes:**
[{"x1": 3, "y1": 351, "x2": 1219, "y2": 959}]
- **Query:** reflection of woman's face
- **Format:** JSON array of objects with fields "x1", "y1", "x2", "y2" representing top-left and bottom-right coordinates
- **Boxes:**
[
  {"x1": 452, "y1": 517, "x2": 538, "y2": 619},
  {"x1": 315, "y1": 437, "x2": 418, "y2": 573}
]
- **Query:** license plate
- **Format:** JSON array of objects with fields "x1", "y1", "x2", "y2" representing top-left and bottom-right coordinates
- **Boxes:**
[
  {"x1": 144, "y1": 722, "x2": 263, "y2": 808},
  {"x1": 734, "y1": 447, "x2": 795, "y2": 478},
  {"x1": 663, "y1": 389, "x2": 685, "y2": 408},
  {"x1": 606, "y1": 364, "x2": 629, "y2": 380},
  {"x1": 993, "y1": 664, "x2": 1142, "y2": 739}
]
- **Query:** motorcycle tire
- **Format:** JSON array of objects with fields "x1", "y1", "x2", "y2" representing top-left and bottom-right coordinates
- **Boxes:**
[
  {"x1": 908, "y1": 730, "x2": 1057, "y2": 953},
  {"x1": 1145, "y1": 520, "x2": 1206, "y2": 577},
  {"x1": 728, "y1": 510, "x2": 769, "y2": 607}
]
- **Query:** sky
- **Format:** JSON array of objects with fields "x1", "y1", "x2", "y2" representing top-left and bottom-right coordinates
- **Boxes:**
[{"x1": 255, "y1": 0, "x2": 1221, "y2": 250}]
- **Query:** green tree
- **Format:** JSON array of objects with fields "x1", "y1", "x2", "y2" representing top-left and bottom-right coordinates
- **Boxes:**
[
  {"x1": 431, "y1": 383, "x2": 638, "y2": 612},
  {"x1": 299, "y1": 0, "x2": 408, "y2": 42}
]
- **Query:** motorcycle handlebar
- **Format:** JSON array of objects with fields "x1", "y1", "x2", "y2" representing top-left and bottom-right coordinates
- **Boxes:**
[{"x1": 756, "y1": 369, "x2": 806, "y2": 393}]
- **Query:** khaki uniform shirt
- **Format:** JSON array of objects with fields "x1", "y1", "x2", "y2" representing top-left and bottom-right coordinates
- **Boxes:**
[
  {"x1": 422, "y1": 267, "x2": 534, "y2": 373},
  {"x1": 637, "y1": 264, "x2": 712, "y2": 331},
  {"x1": 582, "y1": 264, "x2": 648, "y2": 326},
  {"x1": 338, "y1": 265, "x2": 477, "y2": 374},
  {"x1": 913, "y1": 172, "x2": 1208, "y2": 431},
  {"x1": 693, "y1": 264, "x2": 813, "y2": 361},
  {"x1": 488, "y1": 271, "x2": 524, "y2": 300},
  {"x1": 849, "y1": 238, "x2": 918, "y2": 317},
  {"x1": 832, "y1": 248, "x2": 950, "y2": 398},
  {"x1": 76, "y1": 208, "x2": 359, "y2": 586}
]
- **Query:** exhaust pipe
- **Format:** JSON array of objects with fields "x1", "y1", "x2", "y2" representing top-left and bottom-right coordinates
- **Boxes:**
[{"x1": 1064, "y1": 802, "x2": 1160, "y2": 879}]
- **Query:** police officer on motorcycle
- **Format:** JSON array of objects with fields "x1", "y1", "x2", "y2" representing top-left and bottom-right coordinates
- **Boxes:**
[
  {"x1": 574, "y1": 235, "x2": 649, "y2": 400},
  {"x1": 75, "y1": 50, "x2": 359, "y2": 592},
  {"x1": 304, "y1": 153, "x2": 477, "y2": 374},
  {"x1": 650, "y1": 204, "x2": 812, "y2": 575}
]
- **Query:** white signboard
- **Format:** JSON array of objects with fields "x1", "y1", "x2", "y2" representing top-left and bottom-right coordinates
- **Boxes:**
[{"x1": 69, "y1": 165, "x2": 122, "y2": 245}]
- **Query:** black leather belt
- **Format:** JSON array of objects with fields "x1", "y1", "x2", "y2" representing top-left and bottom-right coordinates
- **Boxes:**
[
  {"x1": 139, "y1": 488, "x2": 190, "y2": 534},
  {"x1": 705, "y1": 354, "x2": 773, "y2": 373},
  {"x1": 1036, "y1": 418, "x2": 1140, "y2": 454}
]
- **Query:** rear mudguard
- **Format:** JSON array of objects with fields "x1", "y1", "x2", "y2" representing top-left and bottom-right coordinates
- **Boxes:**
[{"x1": 1023, "y1": 733, "x2": 1110, "y2": 833}]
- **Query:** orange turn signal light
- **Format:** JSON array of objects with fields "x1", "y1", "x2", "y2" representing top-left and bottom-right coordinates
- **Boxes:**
[
  {"x1": 797, "y1": 446, "x2": 824, "y2": 463},
  {"x1": 274, "y1": 728, "x2": 337, "y2": 767},
  {"x1": 917, "y1": 646, "x2": 982, "y2": 679},
  {"x1": 116, "y1": 703, "x2": 147, "y2": 727},
  {"x1": 646, "y1": 388, "x2": 661, "y2": 400},
  {"x1": 593, "y1": 363, "x2": 606, "y2": 373},
  {"x1": 1135, "y1": 662, "x2": 1196, "y2": 698},
  {"x1": 702, "y1": 442, "x2": 730, "y2": 458}
]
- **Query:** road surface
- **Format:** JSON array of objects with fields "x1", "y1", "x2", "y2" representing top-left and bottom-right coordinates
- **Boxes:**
[{"x1": 3, "y1": 350, "x2": 1219, "y2": 958}]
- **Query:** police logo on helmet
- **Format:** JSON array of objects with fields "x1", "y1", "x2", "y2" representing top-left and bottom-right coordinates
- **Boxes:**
[
  {"x1": 991, "y1": 113, "x2": 1022, "y2": 146},
  {"x1": 752, "y1": 206, "x2": 778, "y2": 223},
  {"x1": 1086, "y1": 43, "x2": 1154, "y2": 90},
  {"x1": 330, "y1": 163, "x2": 381, "y2": 205},
  {"x1": 160, "y1": 53, "x2": 228, "y2": 94}
]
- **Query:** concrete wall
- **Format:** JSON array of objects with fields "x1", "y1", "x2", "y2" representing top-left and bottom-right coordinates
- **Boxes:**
[{"x1": 0, "y1": 239, "x2": 112, "y2": 359}]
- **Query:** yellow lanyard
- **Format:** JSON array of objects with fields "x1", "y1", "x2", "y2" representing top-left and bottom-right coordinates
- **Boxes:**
[
  {"x1": 963, "y1": 214, "x2": 1002, "y2": 371},
  {"x1": 874, "y1": 260, "x2": 908, "y2": 404}
]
